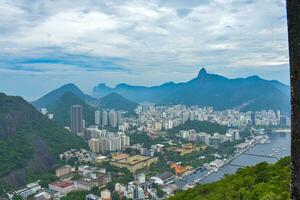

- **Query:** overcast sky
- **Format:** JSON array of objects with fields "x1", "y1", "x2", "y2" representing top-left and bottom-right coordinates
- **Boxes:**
[{"x1": 0, "y1": 0, "x2": 289, "y2": 100}]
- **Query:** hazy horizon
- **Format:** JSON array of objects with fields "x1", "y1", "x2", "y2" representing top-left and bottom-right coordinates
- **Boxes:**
[{"x1": 1, "y1": 67, "x2": 290, "y2": 102}]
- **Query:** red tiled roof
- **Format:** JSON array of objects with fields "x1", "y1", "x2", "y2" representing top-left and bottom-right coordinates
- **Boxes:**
[{"x1": 50, "y1": 181, "x2": 73, "y2": 188}]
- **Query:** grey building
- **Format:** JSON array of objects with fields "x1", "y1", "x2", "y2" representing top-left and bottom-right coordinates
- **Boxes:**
[
  {"x1": 71, "y1": 105, "x2": 83, "y2": 135},
  {"x1": 101, "y1": 111, "x2": 108, "y2": 126},
  {"x1": 95, "y1": 110, "x2": 101, "y2": 125}
]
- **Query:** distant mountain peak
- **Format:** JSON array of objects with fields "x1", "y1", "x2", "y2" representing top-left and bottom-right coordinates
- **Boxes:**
[
  {"x1": 32, "y1": 83, "x2": 96, "y2": 109},
  {"x1": 62, "y1": 83, "x2": 77, "y2": 88},
  {"x1": 197, "y1": 67, "x2": 208, "y2": 77},
  {"x1": 247, "y1": 75, "x2": 261, "y2": 80},
  {"x1": 116, "y1": 83, "x2": 130, "y2": 88},
  {"x1": 97, "y1": 83, "x2": 105, "y2": 86}
]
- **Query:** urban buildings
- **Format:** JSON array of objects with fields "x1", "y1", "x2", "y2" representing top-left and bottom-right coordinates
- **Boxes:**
[
  {"x1": 101, "y1": 189, "x2": 111, "y2": 200},
  {"x1": 13, "y1": 181, "x2": 41, "y2": 199},
  {"x1": 48, "y1": 181, "x2": 75, "y2": 196},
  {"x1": 150, "y1": 172, "x2": 175, "y2": 185},
  {"x1": 102, "y1": 111, "x2": 108, "y2": 126},
  {"x1": 70, "y1": 105, "x2": 84, "y2": 135},
  {"x1": 109, "y1": 109, "x2": 118, "y2": 128},
  {"x1": 86, "y1": 194, "x2": 101, "y2": 200},
  {"x1": 95, "y1": 110, "x2": 101, "y2": 125},
  {"x1": 88, "y1": 128, "x2": 130, "y2": 153},
  {"x1": 55, "y1": 165, "x2": 74, "y2": 177},
  {"x1": 110, "y1": 155, "x2": 158, "y2": 172}
]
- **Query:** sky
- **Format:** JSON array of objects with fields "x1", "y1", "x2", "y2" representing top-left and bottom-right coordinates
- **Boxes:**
[{"x1": 0, "y1": 0, "x2": 289, "y2": 100}]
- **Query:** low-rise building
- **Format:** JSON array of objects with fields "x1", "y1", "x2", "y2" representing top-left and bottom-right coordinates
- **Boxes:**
[
  {"x1": 55, "y1": 165, "x2": 74, "y2": 177},
  {"x1": 101, "y1": 189, "x2": 111, "y2": 200},
  {"x1": 150, "y1": 171, "x2": 175, "y2": 185},
  {"x1": 111, "y1": 155, "x2": 158, "y2": 172},
  {"x1": 86, "y1": 194, "x2": 102, "y2": 200},
  {"x1": 75, "y1": 177, "x2": 99, "y2": 191},
  {"x1": 14, "y1": 181, "x2": 41, "y2": 199},
  {"x1": 49, "y1": 181, "x2": 75, "y2": 196}
]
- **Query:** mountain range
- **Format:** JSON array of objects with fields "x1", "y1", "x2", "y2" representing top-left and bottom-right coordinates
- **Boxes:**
[
  {"x1": 32, "y1": 84, "x2": 138, "y2": 126},
  {"x1": 93, "y1": 68, "x2": 290, "y2": 113},
  {"x1": 0, "y1": 93, "x2": 86, "y2": 193}
]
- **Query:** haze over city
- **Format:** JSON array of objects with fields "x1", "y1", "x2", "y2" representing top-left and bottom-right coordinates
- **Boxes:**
[{"x1": 0, "y1": 0, "x2": 289, "y2": 100}]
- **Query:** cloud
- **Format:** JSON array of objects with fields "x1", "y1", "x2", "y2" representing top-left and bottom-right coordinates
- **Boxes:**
[{"x1": 0, "y1": 0, "x2": 289, "y2": 99}]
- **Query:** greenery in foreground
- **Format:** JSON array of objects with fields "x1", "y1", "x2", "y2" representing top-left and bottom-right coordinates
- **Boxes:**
[{"x1": 169, "y1": 157, "x2": 290, "y2": 200}]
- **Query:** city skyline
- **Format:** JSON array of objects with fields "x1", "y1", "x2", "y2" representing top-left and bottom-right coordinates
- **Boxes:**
[{"x1": 0, "y1": 0, "x2": 289, "y2": 100}]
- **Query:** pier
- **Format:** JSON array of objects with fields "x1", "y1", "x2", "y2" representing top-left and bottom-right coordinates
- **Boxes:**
[
  {"x1": 227, "y1": 163, "x2": 245, "y2": 168},
  {"x1": 242, "y1": 153, "x2": 278, "y2": 159}
]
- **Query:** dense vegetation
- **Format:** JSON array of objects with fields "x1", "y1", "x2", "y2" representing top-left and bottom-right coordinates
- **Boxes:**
[
  {"x1": 61, "y1": 190, "x2": 90, "y2": 200},
  {"x1": 167, "y1": 121, "x2": 228, "y2": 135},
  {"x1": 47, "y1": 92, "x2": 96, "y2": 127},
  {"x1": 130, "y1": 132, "x2": 166, "y2": 148},
  {"x1": 0, "y1": 93, "x2": 86, "y2": 195},
  {"x1": 99, "y1": 92, "x2": 138, "y2": 114},
  {"x1": 99, "y1": 162, "x2": 134, "y2": 191},
  {"x1": 169, "y1": 157, "x2": 290, "y2": 200}
]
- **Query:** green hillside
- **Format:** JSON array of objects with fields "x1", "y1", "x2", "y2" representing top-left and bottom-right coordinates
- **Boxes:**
[
  {"x1": 47, "y1": 92, "x2": 96, "y2": 127},
  {"x1": 98, "y1": 92, "x2": 138, "y2": 114},
  {"x1": 0, "y1": 93, "x2": 86, "y2": 194},
  {"x1": 169, "y1": 157, "x2": 290, "y2": 200}
]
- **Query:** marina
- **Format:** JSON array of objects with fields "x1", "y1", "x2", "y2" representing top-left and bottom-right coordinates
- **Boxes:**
[{"x1": 174, "y1": 132, "x2": 290, "y2": 189}]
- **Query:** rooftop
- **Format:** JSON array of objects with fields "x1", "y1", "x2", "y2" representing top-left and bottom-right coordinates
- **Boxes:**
[
  {"x1": 156, "y1": 171, "x2": 174, "y2": 181},
  {"x1": 50, "y1": 181, "x2": 74, "y2": 188},
  {"x1": 114, "y1": 155, "x2": 153, "y2": 166}
]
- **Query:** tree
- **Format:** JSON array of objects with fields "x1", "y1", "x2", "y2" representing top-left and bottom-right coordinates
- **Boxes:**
[
  {"x1": 286, "y1": 0, "x2": 300, "y2": 199},
  {"x1": 112, "y1": 192, "x2": 121, "y2": 200},
  {"x1": 12, "y1": 195, "x2": 23, "y2": 200}
]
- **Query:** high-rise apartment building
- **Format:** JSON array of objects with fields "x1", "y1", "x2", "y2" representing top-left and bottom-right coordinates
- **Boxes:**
[
  {"x1": 251, "y1": 112, "x2": 256, "y2": 126},
  {"x1": 70, "y1": 105, "x2": 83, "y2": 135},
  {"x1": 95, "y1": 110, "x2": 101, "y2": 125},
  {"x1": 120, "y1": 133, "x2": 130, "y2": 149},
  {"x1": 88, "y1": 138, "x2": 100, "y2": 153},
  {"x1": 88, "y1": 129, "x2": 130, "y2": 153},
  {"x1": 109, "y1": 110, "x2": 118, "y2": 128},
  {"x1": 102, "y1": 111, "x2": 108, "y2": 126}
]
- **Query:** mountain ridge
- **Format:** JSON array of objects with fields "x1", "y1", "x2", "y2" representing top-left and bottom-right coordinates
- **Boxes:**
[
  {"x1": 32, "y1": 83, "x2": 139, "y2": 113},
  {"x1": 32, "y1": 83, "x2": 97, "y2": 109},
  {"x1": 92, "y1": 68, "x2": 290, "y2": 113}
]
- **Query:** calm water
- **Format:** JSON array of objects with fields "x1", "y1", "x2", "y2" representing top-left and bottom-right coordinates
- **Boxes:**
[{"x1": 176, "y1": 132, "x2": 291, "y2": 188}]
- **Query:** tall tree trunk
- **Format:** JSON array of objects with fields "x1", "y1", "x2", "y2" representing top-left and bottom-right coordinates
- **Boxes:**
[{"x1": 286, "y1": 0, "x2": 300, "y2": 199}]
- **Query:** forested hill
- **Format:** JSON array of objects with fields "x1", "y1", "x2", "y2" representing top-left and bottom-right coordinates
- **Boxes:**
[
  {"x1": 169, "y1": 157, "x2": 290, "y2": 200},
  {"x1": 0, "y1": 93, "x2": 86, "y2": 194},
  {"x1": 46, "y1": 92, "x2": 96, "y2": 127}
]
